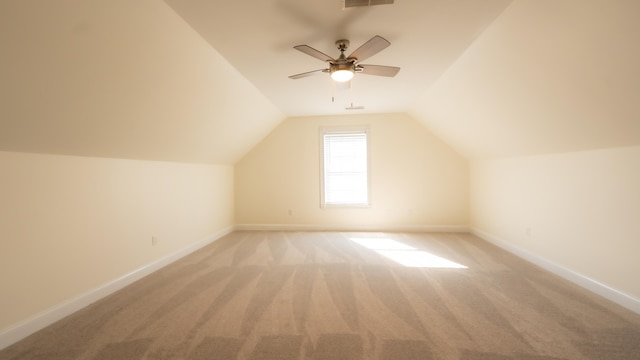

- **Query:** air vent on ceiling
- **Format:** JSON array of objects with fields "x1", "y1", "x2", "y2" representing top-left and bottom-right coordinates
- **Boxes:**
[{"x1": 344, "y1": 0, "x2": 394, "y2": 8}]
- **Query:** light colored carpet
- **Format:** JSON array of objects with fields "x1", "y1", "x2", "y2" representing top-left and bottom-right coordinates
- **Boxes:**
[{"x1": 2, "y1": 231, "x2": 640, "y2": 359}]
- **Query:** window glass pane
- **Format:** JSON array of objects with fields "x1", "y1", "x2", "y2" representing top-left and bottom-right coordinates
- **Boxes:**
[{"x1": 322, "y1": 131, "x2": 368, "y2": 206}]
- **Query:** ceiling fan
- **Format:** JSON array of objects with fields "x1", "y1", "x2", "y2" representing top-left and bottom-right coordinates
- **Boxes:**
[{"x1": 289, "y1": 35, "x2": 400, "y2": 82}]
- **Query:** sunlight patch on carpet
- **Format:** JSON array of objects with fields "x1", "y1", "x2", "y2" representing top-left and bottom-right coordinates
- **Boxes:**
[{"x1": 350, "y1": 238, "x2": 467, "y2": 268}]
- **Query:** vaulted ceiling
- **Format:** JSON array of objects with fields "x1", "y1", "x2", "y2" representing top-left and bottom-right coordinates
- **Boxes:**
[
  {"x1": 163, "y1": 0, "x2": 511, "y2": 116},
  {"x1": 1, "y1": 0, "x2": 638, "y2": 164},
  {"x1": 410, "y1": 0, "x2": 640, "y2": 158},
  {"x1": 0, "y1": 0, "x2": 284, "y2": 164}
]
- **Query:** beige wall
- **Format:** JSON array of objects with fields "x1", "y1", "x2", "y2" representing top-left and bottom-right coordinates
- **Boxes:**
[
  {"x1": 235, "y1": 113, "x2": 469, "y2": 229},
  {"x1": 0, "y1": 151, "x2": 234, "y2": 332},
  {"x1": 470, "y1": 146, "x2": 640, "y2": 300}
]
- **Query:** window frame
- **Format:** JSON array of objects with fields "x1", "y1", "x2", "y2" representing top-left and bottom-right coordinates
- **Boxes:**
[{"x1": 319, "y1": 126, "x2": 371, "y2": 208}]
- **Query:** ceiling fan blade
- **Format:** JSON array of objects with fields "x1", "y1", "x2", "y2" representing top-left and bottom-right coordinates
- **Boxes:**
[
  {"x1": 358, "y1": 64, "x2": 400, "y2": 77},
  {"x1": 288, "y1": 69, "x2": 328, "y2": 79},
  {"x1": 348, "y1": 35, "x2": 390, "y2": 62},
  {"x1": 293, "y1": 45, "x2": 335, "y2": 62}
]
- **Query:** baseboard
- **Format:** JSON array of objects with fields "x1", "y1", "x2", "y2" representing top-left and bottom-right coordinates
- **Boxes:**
[
  {"x1": 0, "y1": 226, "x2": 234, "y2": 351},
  {"x1": 235, "y1": 223, "x2": 469, "y2": 232},
  {"x1": 471, "y1": 228, "x2": 640, "y2": 315}
]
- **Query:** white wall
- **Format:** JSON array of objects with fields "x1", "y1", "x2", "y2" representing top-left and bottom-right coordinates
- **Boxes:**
[
  {"x1": 0, "y1": 151, "x2": 234, "y2": 334},
  {"x1": 235, "y1": 113, "x2": 469, "y2": 230},
  {"x1": 471, "y1": 146, "x2": 640, "y2": 303}
]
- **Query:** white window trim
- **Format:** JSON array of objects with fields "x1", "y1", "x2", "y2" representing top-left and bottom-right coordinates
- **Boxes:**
[{"x1": 319, "y1": 126, "x2": 371, "y2": 208}]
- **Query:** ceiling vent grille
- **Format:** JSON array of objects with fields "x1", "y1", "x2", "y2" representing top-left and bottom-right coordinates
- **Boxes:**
[{"x1": 344, "y1": 0, "x2": 394, "y2": 8}]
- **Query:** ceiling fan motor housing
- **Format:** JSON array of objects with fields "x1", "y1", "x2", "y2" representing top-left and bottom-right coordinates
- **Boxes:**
[{"x1": 331, "y1": 61, "x2": 354, "y2": 73}]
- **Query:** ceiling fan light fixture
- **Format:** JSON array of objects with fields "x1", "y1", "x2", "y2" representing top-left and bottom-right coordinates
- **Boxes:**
[{"x1": 331, "y1": 69, "x2": 354, "y2": 82}]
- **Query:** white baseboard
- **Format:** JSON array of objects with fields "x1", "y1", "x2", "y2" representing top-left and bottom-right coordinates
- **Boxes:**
[
  {"x1": 471, "y1": 228, "x2": 640, "y2": 315},
  {"x1": 0, "y1": 226, "x2": 234, "y2": 351},
  {"x1": 235, "y1": 223, "x2": 470, "y2": 233}
]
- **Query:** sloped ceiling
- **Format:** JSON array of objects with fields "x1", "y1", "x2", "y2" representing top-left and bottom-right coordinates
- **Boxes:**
[
  {"x1": 1, "y1": 0, "x2": 638, "y2": 164},
  {"x1": 410, "y1": 0, "x2": 640, "y2": 158},
  {"x1": 0, "y1": 0, "x2": 283, "y2": 164},
  {"x1": 163, "y1": 0, "x2": 511, "y2": 116}
]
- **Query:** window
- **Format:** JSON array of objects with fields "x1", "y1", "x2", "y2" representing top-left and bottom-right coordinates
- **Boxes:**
[{"x1": 320, "y1": 127, "x2": 370, "y2": 207}]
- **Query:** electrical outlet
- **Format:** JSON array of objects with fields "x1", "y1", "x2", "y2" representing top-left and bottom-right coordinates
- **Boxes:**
[
  {"x1": 288, "y1": 209, "x2": 294, "y2": 216},
  {"x1": 152, "y1": 236, "x2": 158, "y2": 246}
]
